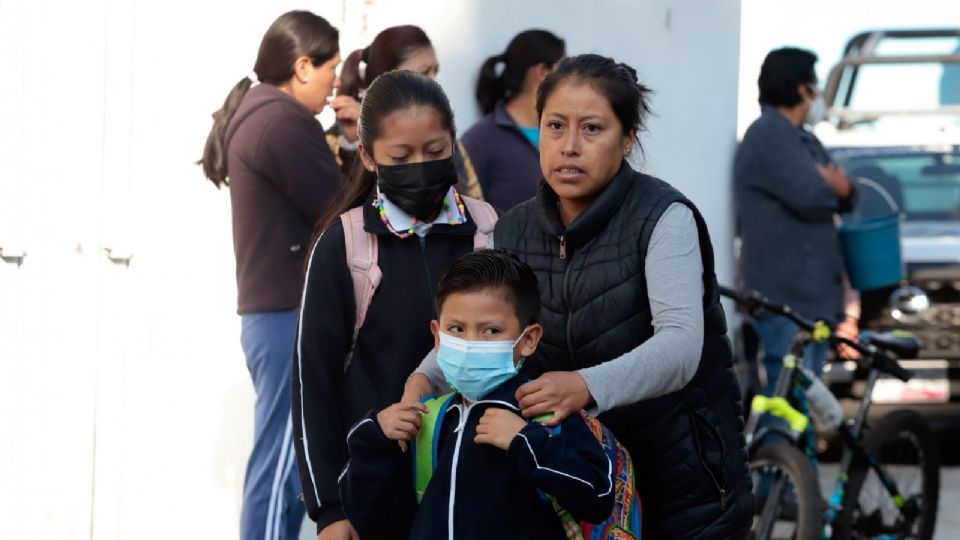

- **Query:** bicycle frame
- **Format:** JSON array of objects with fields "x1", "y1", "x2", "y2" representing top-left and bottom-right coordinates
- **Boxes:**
[
  {"x1": 743, "y1": 328, "x2": 917, "y2": 539},
  {"x1": 722, "y1": 285, "x2": 922, "y2": 538}
]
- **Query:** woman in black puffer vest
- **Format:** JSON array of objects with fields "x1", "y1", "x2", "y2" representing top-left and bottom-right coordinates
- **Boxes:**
[{"x1": 407, "y1": 54, "x2": 753, "y2": 539}]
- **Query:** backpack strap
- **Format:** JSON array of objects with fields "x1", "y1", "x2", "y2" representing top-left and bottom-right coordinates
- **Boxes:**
[
  {"x1": 462, "y1": 196, "x2": 497, "y2": 250},
  {"x1": 340, "y1": 207, "x2": 383, "y2": 372},
  {"x1": 412, "y1": 392, "x2": 456, "y2": 503}
]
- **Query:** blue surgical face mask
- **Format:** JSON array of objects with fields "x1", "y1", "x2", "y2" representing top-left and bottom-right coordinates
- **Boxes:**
[{"x1": 435, "y1": 328, "x2": 529, "y2": 402}]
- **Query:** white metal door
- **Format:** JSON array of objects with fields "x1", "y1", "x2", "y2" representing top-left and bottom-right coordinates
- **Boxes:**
[{"x1": 0, "y1": 0, "x2": 108, "y2": 537}]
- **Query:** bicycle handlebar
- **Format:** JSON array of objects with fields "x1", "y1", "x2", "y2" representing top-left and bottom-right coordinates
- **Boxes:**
[{"x1": 719, "y1": 285, "x2": 911, "y2": 382}]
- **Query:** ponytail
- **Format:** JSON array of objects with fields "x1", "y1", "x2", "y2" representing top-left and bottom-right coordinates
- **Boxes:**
[
  {"x1": 338, "y1": 49, "x2": 366, "y2": 100},
  {"x1": 198, "y1": 76, "x2": 254, "y2": 188},
  {"x1": 198, "y1": 10, "x2": 339, "y2": 188},
  {"x1": 475, "y1": 54, "x2": 506, "y2": 115},
  {"x1": 361, "y1": 46, "x2": 371, "y2": 78},
  {"x1": 473, "y1": 30, "x2": 565, "y2": 116}
]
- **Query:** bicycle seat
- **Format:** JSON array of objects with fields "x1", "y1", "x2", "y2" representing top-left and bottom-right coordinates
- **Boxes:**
[{"x1": 862, "y1": 331, "x2": 920, "y2": 359}]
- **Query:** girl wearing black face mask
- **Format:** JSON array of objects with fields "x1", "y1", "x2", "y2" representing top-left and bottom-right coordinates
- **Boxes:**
[{"x1": 292, "y1": 71, "x2": 497, "y2": 540}]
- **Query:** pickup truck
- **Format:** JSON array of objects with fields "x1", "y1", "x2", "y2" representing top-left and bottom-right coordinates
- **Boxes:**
[{"x1": 816, "y1": 29, "x2": 960, "y2": 429}]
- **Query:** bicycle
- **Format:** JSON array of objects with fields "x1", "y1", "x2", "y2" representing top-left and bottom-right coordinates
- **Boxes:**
[{"x1": 720, "y1": 286, "x2": 940, "y2": 540}]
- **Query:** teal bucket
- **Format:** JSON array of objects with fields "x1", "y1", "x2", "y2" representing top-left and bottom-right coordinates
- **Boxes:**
[{"x1": 840, "y1": 212, "x2": 904, "y2": 291}]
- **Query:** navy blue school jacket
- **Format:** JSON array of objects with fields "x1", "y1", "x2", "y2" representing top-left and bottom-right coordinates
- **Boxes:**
[{"x1": 338, "y1": 375, "x2": 614, "y2": 539}]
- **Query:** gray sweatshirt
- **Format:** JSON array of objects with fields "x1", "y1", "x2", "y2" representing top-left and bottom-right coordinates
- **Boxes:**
[{"x1": 414, "y1": 202, "x2": 704, "y2": 415}]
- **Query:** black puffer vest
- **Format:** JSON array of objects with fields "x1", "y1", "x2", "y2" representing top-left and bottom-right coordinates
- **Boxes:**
[{"x1": 495, "y1": 163, "x2": 753, "y2": 540}]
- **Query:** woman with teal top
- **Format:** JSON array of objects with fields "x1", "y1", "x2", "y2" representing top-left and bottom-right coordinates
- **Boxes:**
[{"x1": 460, "y1": 30, "x2": 565, "y2": 211}]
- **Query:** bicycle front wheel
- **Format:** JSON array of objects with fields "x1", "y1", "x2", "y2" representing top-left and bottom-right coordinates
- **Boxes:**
[
  {"x1": 749, "y1": 443, "x2": 823, "y2": 540},
  {"x1": 834, "y1": 409, "x2": 940, "y2": 540}
]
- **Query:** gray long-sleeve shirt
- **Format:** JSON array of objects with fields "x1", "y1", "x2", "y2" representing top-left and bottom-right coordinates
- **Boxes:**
[{"x1": 414, "y1": 202, "x2": 704, "y2": 415}]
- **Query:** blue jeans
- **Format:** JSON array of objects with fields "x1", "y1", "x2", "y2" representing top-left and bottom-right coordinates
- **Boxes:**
[
  {"x1": 753, "y1": 314, "x2": 829, "y2": 396},
  {"x1": 240, "y1": 311, "x2": 305, "y2": 540}
]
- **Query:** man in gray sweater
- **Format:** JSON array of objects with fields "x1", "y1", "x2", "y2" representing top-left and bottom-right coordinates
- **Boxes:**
[{"x1": 735, "y1": 47, "x2": 859, "y2": 394}]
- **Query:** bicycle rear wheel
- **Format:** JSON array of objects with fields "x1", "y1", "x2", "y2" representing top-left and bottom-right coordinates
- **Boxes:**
[
  {"x1": 748, "y1": 443, "x2": 823, "y2": 540},
  {"x1": 834, "y1": 409, "x2": 940, "y2": 540}
]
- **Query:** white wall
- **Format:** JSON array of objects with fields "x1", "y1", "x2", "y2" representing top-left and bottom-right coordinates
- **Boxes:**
[{"x1": 0, "y1": 1, "x2": 741, "y2": 538}]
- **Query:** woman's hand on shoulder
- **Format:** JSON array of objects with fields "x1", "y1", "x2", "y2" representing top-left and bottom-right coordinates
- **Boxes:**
[{"x1": 515, "y1": 371, "x2": 593, "y2": 426}]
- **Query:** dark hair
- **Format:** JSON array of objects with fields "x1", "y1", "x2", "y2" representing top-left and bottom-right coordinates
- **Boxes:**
[
  {"x1": 336, "y1": 49, "x2": 366, "y2": 101},
  {"x1": 536, "y1": 54, "x2": 652, "y2": 143},
  {"x1": 340, "y1": 25, "x2": 433, "y2": 100},
  {"x1": 198, "y1": 11, "x2": 339, "y2": 188},
  {"x1": 758, "y1": 47, "x2": 818, "y2": 107},
  {"x1": 436, "y1": 250, "x2": 541, "y2": 327},
  {"x1": 476, "y1": 29, "x2": 565, "y2": 115},
  {"x1": 314, "y1": 70, "x2": 457, "y2": 235}
]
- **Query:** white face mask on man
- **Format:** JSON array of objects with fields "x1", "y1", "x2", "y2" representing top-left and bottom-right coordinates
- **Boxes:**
[{"x1": 805, "y1": 91, "x2": 826, "y2": 125}]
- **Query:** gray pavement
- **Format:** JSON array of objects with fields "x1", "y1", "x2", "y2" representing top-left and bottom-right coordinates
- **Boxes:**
[{"x1": 936, "y1": 467, "x2": 960, "y2": 540}]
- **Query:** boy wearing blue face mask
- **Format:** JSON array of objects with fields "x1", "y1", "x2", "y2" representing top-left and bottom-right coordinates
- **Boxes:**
[{"x1": 338, "y1": 250, "x2": 614, "y2": 539}]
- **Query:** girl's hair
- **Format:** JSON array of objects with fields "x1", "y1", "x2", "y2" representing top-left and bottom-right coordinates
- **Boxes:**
[
  {"x1": 198, "y1": 10, "x2": 339, "y2": 188},
  {"x1": 536, "y1": 54, "x2": 652, "y2": 145},
  {"x1": 336, "y1": 49, "x2": 366, "y2": 101},
  {"x1": 476, "y1": 29, "x2": 565, "y2": 115},
  {"x1": 337, "y1": 25, "x2": 433, "y2": 101},
  {"x1": 314, "y1": 70, "x2": 457, "y2": 235}
]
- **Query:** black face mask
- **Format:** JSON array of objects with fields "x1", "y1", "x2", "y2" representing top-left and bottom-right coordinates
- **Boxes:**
[{"x1": 376, "y1": 156, "x2": 458, "y2": 221}]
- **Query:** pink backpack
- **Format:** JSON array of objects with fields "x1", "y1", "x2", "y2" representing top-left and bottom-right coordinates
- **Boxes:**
[{"x1": 339, "y1": 196, "x2": 497, "y2": 369}]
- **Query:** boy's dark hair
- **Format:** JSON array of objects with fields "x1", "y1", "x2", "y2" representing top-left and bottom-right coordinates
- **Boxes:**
[
  {"x1": 436, "y1": 250, "x2": 541, "y2": 326},
  {"x1": 758, "y1": 47, "x2": 818, "y2": 107}
]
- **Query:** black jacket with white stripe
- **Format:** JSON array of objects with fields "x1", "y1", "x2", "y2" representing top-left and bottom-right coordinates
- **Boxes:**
[
  {"x1": 292, "y1": 193, "x2": 481, "y2": 533},
  {"x1": 338, "y1": 375, "x2": 614, "y2": 540}
]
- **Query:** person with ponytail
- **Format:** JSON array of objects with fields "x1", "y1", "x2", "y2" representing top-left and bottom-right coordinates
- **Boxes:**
[
  {"x1": 198, "y1": 10, "x2": 341, "y2": 540},
  {"x1": 461, "y1": 30, "x2": 565, "y2": 211},
  {"x1": 292, "y1": 71, "x2": 497, "y2": 540},
  {"x1": 324, "y1": 26, "x2": 432, "y2": 176},
  {"x1": 323, "y1": 25, "x2": 482, "y2": 199}
]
